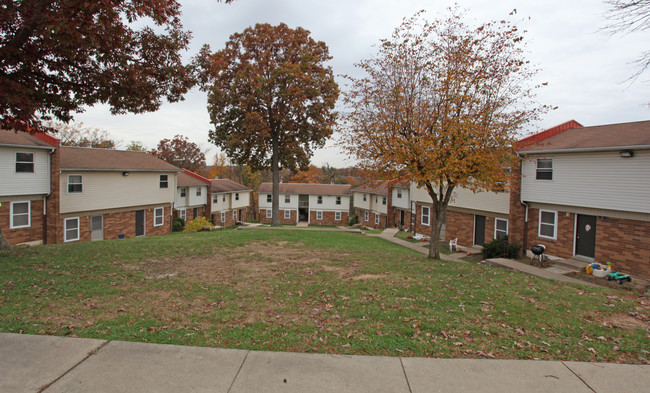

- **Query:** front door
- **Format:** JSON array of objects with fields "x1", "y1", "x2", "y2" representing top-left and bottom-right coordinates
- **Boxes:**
[
  {"x1": 474, "y1": 215, "x2": 486, "y2": 246},
  {"x1": 575, "y1": 214, "x2": 597, "y2": 258},
  {"x1": 91, "y1": 215, "x2": 103, "y2": 241},
  {"x1": 135, "y1": 210, "x2": 145, "y2": 237},
  {"x1": 399, "y1": 210, "x2": 405, "y2": 228}
]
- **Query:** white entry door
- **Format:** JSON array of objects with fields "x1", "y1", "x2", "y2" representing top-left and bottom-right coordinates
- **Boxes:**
[{"x1": 91, "y1": 215, "x2": 104, "y2": 241}]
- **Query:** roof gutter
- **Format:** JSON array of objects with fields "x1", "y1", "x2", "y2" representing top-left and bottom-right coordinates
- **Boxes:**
[
  {"x1": 519, "y1": 145, "x2": 650, "y2": 155},
  {"x1": 0, "y1": 143, "x2": 56, "y2": 150},
  {"x1": 60, "y1": 168, "x2": 182, "y2": 173}
]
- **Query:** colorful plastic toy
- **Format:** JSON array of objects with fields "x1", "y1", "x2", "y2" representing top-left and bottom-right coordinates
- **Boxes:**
[{"x1": 607, "y1": 272, "x2": 631, "y2": 285}]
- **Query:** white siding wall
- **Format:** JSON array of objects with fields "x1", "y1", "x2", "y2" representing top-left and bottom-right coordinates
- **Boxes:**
[
  {"x1": 278, "y1": 193, "x2": 299, "y2": 209},
  {"x1": 309, "y1": 194, "x2": 349, "y2": 211},
  {"x1": 187, "y1": 186, "x2": 208, "y2": 207},
  {"x1": 60, "y1": 171, "x2": 176, "y2": 214},
  {"x1": 353, "y1": 192, "x2": 370, "y2": 210},
  {"x1": 261, "y1": 193, "x2": 350, "y2": 211},
  {"x1": 521, "y1": 150, "x2": 650, "y2": 214},
  {"x1": 392, "y1": 188, "x2": 410, "y2": 209},
  {"x1": 176, "y1": 185, "x2": 208, "y2": 209},
  {"x1": 410, "y1": 183, "x2": 509, "y2": 214},
  {"x1": 211, "y1": 193, "x2": 231, "y2": 212},
  {"x1": 258, "y1": 193, "x2": 272, "y2": 209},
  {"x1": 232, "y1": 191, "x2": 251, "y2": 209},
  {"x1": 0, "y1": 147, "x2": 50, "y2": 196}
]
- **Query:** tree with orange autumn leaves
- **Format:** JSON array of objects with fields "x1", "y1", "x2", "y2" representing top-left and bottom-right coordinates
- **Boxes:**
[
  {"x1": 196, "y1": 23, "x2": 339, "y2": 226},
  {"x1": 341, "y1": 10, "x2": 550, "y2": 259}
]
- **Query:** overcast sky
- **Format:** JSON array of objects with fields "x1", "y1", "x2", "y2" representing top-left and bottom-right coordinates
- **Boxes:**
[{"x1": 75, "y1": 0, "x2": 649, "y2": 167}]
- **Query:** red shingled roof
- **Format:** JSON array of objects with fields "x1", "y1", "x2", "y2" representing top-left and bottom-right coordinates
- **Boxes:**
[
  {"x1": 0, "y1": 129, "x2": 57, "y2": 148},
  {"x1": 518, "y1": 120, "x2": 650, "y2": 153},
  {"x1": 516, "y1": 120, "x2": 583, "y2": 150}
]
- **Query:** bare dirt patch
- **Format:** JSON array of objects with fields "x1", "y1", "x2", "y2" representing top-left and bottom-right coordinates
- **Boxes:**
[
  {"x1": 351, "y1": 274, "x2": 386, "y2": 281},
  {"x1": 135, "y1": 242, "x2": 363, "y2": 286},
  {"x1": 598, "y1": 312, "x2": 649, "y2": 331}
]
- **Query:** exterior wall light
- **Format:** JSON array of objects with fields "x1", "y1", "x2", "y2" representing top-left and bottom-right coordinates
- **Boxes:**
[{"x1": 619, "y1": 150, "x2": 634, "y2": 158}]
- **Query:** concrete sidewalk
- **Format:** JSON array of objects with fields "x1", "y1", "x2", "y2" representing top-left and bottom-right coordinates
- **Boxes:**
[
  {"x1": 1, "y1": 333, "x2": 648, "y2": 393},
  {"x1": 375, "y1": 229, "x2": 599, "y2": 287}
]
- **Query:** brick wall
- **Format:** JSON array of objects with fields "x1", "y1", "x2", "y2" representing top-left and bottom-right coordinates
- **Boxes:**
[
  {"x1": 212, "y1": 209, "x2": 240, "y2": 227},
  {"x1": 0, "y1": 199, "x2": 45, "y2": 245},
  {"x1": 596, "y1": 217, "x2": 650, "y2": 277},
  {"x1": 525, "y1": 208, "x2": 575, "y2": 259},
  {"x1": 259, "y1": 209, "x2": 272, "y2": 224},
  {"x1": 309, "y1": 210, "x2": 348, "y2": 226},
  {"x1": 276, "y1": 209, "x2": 297, "y2": 224},
  {"x1": 59, "y1": 205, "x2": 171, "y2": 243},
  {"x1": 392, "y1": 208, "x2": 411, "y2": 230},
  {"x1": 357, "y1": 209, "x2": 387, "y2": 229},
  {"x1": 444, "y1": 209, "x2": 474, "y2": 246}
]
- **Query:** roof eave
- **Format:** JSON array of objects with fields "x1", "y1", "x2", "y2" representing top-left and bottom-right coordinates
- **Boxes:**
[
  {"x1": 519, "y1": 145, "x2": 650, "y2": 155},
  {"x1": 60, "y1": 168, "x2": 181, "y2": 172},
  {"x1": 0, "y1": 143, "x2": 56, "y2": 150}
]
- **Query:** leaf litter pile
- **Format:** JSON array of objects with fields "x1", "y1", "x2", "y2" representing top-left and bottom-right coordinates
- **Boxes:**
[{"x1": 1, "y1": 230, "x2": 648, "y2": 364}]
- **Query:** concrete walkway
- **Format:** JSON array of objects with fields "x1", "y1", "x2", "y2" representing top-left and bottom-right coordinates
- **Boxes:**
[
  {"x1": 374, "y1": 229, "x2": 601, "y2": 287},
  {"x1": 1, "y1": 333, "x2": 647, "y2": 393}
]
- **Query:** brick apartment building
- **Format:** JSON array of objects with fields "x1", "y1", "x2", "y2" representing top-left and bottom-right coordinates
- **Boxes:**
[{"x1": 258, "y1": 183, "x2": 351, "y2": 225}]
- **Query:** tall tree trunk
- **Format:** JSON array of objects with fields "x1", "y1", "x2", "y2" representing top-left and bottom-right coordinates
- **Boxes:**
[
  {"x1": 0, "y1": 228, "x2": 10, "y2": 250},
  {"x1": 271, "y1": 135, "x2": 280, "y2": 226},
  {"x1": 428, "y1": 201, "x2": 441, "y2": 259}
]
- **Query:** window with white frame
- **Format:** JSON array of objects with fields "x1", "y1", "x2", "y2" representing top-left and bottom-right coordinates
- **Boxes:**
[
  {"x1": 181, "y1": 188, "x2": 186, "y2": 197},
  {"x1": 495, "y1": 218, "x2": 508, "y2": 239},
  {"x1": 10, "y1": 201, "x2": 30, "y2": 228},
  {"x1": 421, "y1": 206, "x2": 430, "y2": 226},
  {"x1": 363, "y1": 193, "x2": 367, "y2": 202},
  {"x1": 364, "y1": 211, "x2": 369, "y2": 222},
  {"x1": 536, "y1": 158, "x2": 553, "y2": 180},
  {"x1": 266, "y1": 194, "x2": 272, "y2": 203},
  {"x1": 317, "y1": 195, "x2": 323, "y2": 204},
  {"x1": 222, "y1": 194, "x2": 226, "y2": 202},
  {"x1": 336, "y1": 196, "x2": 341, "y2": 205},
  {"x1": 382, "y1": 196, "x2": 387, "y2": 205},
  {"x1": 15, "y1": 152, "x2": 34, "y2": 173},
  {"x1": 179, "y1": 209, "x2": 186, "y2": 221},
  {"x1": 316, "y1": 211, "x2": 323, "y2": 220},
  {"x1": 64, "y1": 217, "x2": 79, "y2": 242},
  {"x1": 284, "y1": 195, "x2": 290, "y2": 203},
  {"x1": 266, "y1": 209, "x2": 272, "y2": 218},
  {"x1": 233, "y1": 210, "x2": 237, "y2": 220},
  {"x1": 67, "y1": 175, "x2": 83, "y2": 193},
  {"x1": 235, "y1": 193, "x2": 239, "y2": 201},
  {"x1": 539, "y1": 210, "x2": 557, "y2": 239},
  {"x1": 335, "y1": 211, "x2": 341, "y2": 221},
  {"x1": 397, "y1": 189, "x2": 402, "y2": 198},
  {"x1": 213, "y1": 195, "x2": 218, "y2": 203},
  {"x1": 154, "y1": 207, "x2": 164, "y2": 226},
  {"x1": 284, "y1": 209, "x2": 291, "y2": 219},
  {"x1": 159, "y1": 174, "x2": 169, "y2": 188},
  {"x1": 196, "y1": 188, "x2": 201, "y2": 196},
  {"x1": 375, "y1": 213, "x2": 380, "y2": 225},
  {"x1": 221, "y1": 211, "x2": 226, "y2": 223}
]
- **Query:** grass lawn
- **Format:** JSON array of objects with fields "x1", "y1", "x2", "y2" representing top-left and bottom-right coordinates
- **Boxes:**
[{"x1": 1, "y1": 229, "x2": 648, "y2": 364}]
